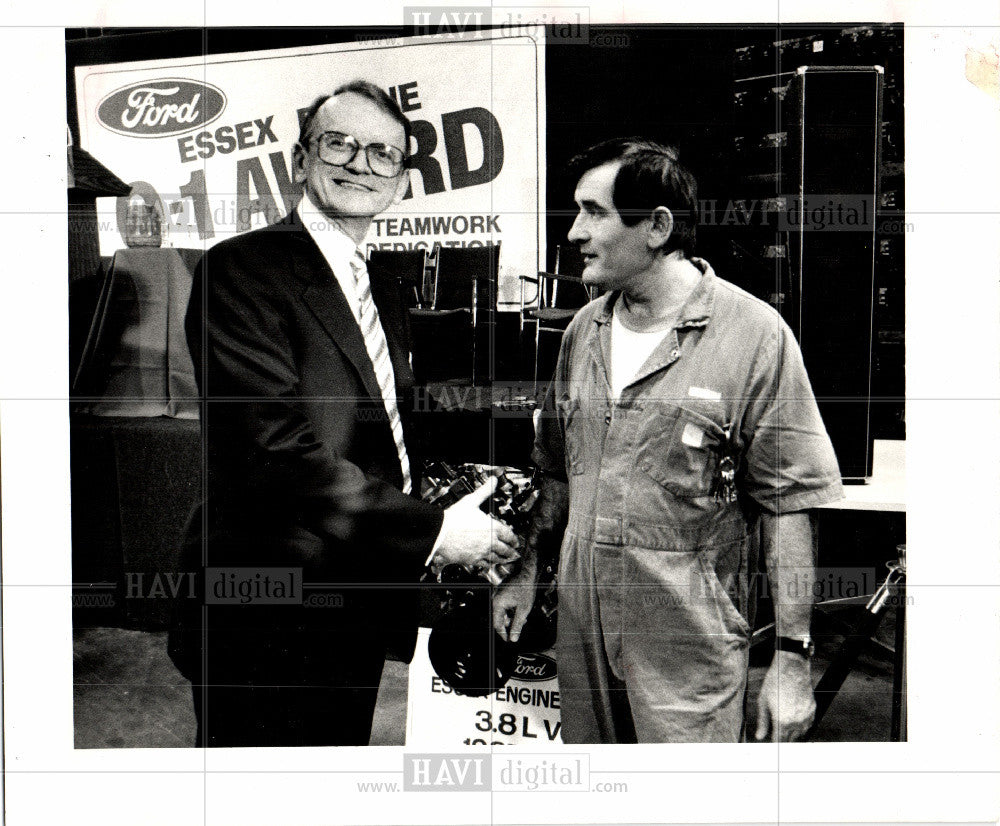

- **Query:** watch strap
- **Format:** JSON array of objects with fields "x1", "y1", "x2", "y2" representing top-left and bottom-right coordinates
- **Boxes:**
[{"x1": 775, "y1": 635, "x2": 815, "y2": 658}]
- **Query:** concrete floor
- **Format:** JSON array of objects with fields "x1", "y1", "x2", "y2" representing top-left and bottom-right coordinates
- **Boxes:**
[{"x1": 74, "y1": 613, "x2": 901, "y2": 748}]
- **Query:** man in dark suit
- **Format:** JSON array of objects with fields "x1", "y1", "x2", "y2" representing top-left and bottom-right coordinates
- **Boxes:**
[{"x1": 169, "y1": 80, "x2": 518, "y2": 747}]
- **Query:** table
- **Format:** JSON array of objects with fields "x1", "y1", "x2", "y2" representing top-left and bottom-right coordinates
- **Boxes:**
[{"x1": 819, "y1": 439, "x2": 905, "y2": 512}]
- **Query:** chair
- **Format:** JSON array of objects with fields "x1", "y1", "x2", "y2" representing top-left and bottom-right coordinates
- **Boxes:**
[
  {"x1": 366, "y1": 248, "x2": 429, "y2": 309},
  {"x1": 409, "y1": 243, "x2": 501, "y2": 384},
  {"x1": 520, "y1": 245, "x2": 595, "y2": 386}
]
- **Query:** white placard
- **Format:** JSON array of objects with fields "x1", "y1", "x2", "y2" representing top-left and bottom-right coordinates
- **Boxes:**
[{"x1": 406, "y1": 628, "x2": 563, "y2": 747}]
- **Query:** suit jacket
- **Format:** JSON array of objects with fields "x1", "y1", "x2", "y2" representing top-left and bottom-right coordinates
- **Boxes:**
[{"x1": 169, "y1": 209, "x2": 443, "y2": 685}]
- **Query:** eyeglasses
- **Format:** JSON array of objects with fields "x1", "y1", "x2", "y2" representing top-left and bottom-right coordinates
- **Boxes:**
[{"x1": 307, "y1": 131, "x2": 407, "y2": 178}]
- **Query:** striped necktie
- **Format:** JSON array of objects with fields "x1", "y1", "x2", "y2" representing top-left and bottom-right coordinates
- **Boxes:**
[{"x1": 350, "y1": 249, "x2": 412, "y2": 494}]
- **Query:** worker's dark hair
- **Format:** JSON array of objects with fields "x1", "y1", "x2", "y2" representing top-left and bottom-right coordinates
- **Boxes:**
[
  {"x1": 567, "y1": 137, "x2": 698, "y2": 257},
  {"x1": 297, "y1": 79, "x2": 412, "y2": 163}
]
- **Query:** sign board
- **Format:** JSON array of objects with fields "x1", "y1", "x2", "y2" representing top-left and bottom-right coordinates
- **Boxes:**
[
  {"x1": 406, "y1": 628, "x2": 563, "y2": 746},
  {"x1": 74, "y1": 31, "x2": 545, "y2": 306}
]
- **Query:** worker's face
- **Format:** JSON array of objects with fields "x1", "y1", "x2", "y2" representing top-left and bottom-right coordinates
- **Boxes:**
[
  {"x1": 293, "y1": 92, "x2": 409, "y2": 220},
  {"x1": 567, "y1": 161, "x2": 655, "y2": 291}
]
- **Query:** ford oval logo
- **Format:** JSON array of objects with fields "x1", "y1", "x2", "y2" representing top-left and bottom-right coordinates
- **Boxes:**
[
  {"x1": 96, "y1": 78, "x2": 227, "y2": 138},
  {"x1": 511, "y1": 652, "x2": 557, "y2": 682}
]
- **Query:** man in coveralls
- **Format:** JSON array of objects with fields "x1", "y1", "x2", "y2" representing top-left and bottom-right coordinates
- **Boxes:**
[{"x1": 494, "y1": 138, "x2": 844, "y2": 742}]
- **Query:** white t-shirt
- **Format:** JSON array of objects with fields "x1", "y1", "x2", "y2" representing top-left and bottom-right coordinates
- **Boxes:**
[{"x1": 610, "y1": 307, "x2": 671, "y2": 397}]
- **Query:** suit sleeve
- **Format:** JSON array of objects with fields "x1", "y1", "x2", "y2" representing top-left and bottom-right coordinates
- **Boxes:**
[{"x1": 187, "y1": 242, "x2": 443, "y2": 580}]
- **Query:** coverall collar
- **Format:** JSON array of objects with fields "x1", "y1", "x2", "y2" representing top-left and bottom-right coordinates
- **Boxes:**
[{"x1": 593, "y1": 257, "x2": 716, "y2": 330}]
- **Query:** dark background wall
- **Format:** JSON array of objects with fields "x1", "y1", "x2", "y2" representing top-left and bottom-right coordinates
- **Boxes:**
[{"x1": 545, "y1": 26, "x2": 741, "y2": 269}]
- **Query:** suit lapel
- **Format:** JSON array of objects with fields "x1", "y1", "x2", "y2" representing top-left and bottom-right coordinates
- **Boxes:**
[
  {"x1": 302, "y1": 280, "x2": 386, "y2": 403},
  {"x1": 286, "y1": 217, "x2": 384, "y2": 404},
  {"x1": 282, "y1": 210, "x2": 416, "y2": 403}
]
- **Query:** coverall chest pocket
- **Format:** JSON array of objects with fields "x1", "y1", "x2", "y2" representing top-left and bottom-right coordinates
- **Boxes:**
[
  {"x1": 639, "y1": 402, "x2": 729, "y2": 498},
  {"x1": 558, "y1": 396, "x2": 586, "y2": 476}
]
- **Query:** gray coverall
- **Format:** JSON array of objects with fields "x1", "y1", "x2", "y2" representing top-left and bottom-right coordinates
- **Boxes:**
[{"x1": 532, "y1": 260, "x2": 843, "y2": 743}]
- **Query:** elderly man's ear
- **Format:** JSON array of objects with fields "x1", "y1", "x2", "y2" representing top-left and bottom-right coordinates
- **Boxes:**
[
  {"x1": 291, "y1": 142, "x2": 308, "y2": 185},
  {"x1": 647, "y1": 206, "x2": 674, "y2": 251}
]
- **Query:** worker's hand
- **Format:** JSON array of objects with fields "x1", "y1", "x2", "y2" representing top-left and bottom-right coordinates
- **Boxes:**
[
  {"x1": 492, "y1": 567, "x2": 537, "y2": 643},
  {"x1": 755, "y1": 652, "x2": 815, "y2": 742},
  {"x1": 434, "y1": 476, "x2": 520, "y2": 571}
]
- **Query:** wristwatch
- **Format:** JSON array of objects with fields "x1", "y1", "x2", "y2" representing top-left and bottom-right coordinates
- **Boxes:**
[{"x1": 775, "y1": 635, "x2": 815, "y2": 659}]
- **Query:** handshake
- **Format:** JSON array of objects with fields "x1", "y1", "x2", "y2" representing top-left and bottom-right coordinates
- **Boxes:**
[
  {"x1": 424, "y1": 464, "x2": 550, "y2": 695},
  {"x1": 429, "y1": 471, "x2": 523, "y2": 574},
  {"x1": 424, "y1": 463, "x2": 544, "y2": 650}
]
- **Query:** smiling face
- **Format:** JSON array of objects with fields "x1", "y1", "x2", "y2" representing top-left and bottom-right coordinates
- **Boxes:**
[
  {"x1": 567, "y1": 161, "x2": 655, "y2": 292},
  {"x1": 293, "y1": 92, "x2": 409, "y2": 238}
]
